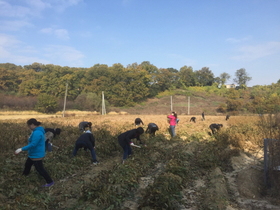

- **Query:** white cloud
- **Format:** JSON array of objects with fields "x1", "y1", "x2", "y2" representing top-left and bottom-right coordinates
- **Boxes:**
[
  {"x1": 47, "y1": 0, "x2": 84, "y2": 12},
  {"x1": 40, "y1": 27, "x2": 70, "y2": 40},
  {"x1": 0, "y1": 20, "x2": 33, "y2": 31},
  {"x1": 226, "y1": 36, "x2": 251, "y2": 43},
  {"x1": 231, "y1": 42, "x2": 280, "y2": 61},
  {"x1": 0, "y1": 33, "x2": 48, "y2": 64},
  {"x1": 26, "y1": 0, "x2": 51, "y2": 11},
  {"x1": 44, "y1": 45, "x2": 84, "y2": 66},
  {"x1": 0, "y1": 1, "x2": 30, "y2": 18}
]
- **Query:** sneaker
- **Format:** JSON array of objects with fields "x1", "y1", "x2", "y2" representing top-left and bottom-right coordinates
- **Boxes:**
[
  {"x1": 42, "y1": 181, "x2": 54, "y2": 187},
  {"x1": 92, "y1": 161, "x2": 99, "y2": 165}
]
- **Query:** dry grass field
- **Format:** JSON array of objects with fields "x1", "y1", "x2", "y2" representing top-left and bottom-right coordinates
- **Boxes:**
[{"x1": 0, "y1": 113, "x2": 280, "y2": 209}]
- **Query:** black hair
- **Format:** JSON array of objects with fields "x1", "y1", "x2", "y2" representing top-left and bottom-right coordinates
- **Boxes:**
[
  {"x1": 136, "y1": 127, "x2": 144, "y2": 134},
  {"x1": 172, "y1": 111, "x2": 177, "y2": 119},
  {"x1": 55, "y1": 128, "x2": 61, "y2": 135},
  {"x1": 27, "y1": 118, "x2": 41, "y2": 126}
]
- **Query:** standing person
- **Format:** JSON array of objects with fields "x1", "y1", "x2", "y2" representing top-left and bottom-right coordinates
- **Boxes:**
[
  {"x1": 44, "y1": 128, "x2": 61, "y2": 151},
  {"x1": 134, "y1": 118, "x2": 144, "y2": 126},
  {"x1": 145, "y1": 123, "x2": 159, "y2": 136},
  {"x1": 72, "y1": 124, "x2": 99, "y2": 165},
  {"x1": 118, "y1": 127, "x2": 144, "y2": 163},
  {"x1": 202, "y1": 112, "x2": 205, "y2": 121},
  {"x1": 79, "y1": 121, "x2": 92, "y2": 132},
  {"x1": 167, "y1": 111, "x2": 177, "y2": 137},
  {"x1": 225, "y1": 114, "x2": 230, "y2": 121},
  {"x1": 14, "y1": 118, "x2": 54, "y2": 187}
]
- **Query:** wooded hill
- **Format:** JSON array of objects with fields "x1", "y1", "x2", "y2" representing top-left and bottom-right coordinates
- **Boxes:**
[{"x1": 0, "y1": 62, "x2": 280, "y2": 114}]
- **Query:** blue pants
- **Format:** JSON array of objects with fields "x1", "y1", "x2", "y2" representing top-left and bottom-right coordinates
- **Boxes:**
[
  {"x1": 170, "y1": 125, "x2": 176, "y2": 137},
  {"x1": 121, "y1": 144, "x2": 132, "y2": 160},
  {"x1": 73, "y1": 141, "x2": 97, "y2": 162}
]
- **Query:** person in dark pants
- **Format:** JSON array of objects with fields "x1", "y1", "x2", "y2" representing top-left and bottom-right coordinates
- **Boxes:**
[
  {"x1": 201, "y1": 112, "x2": 205, "y2": 121},
  {"x1": 190, "y1": 117, "x2": 196, "y2": 123},
  {"x1": 134, "y1": 118, "x2": 144, "y2": 126},
  {"x1": 44, "y1": 128, "x2": 61, "y2": 151},
  {"x1": 225, "y1": 115, "x2": 230, "y2": 121},
  {"x1": 14, "y1": 118, "x2": 54, "y2": 187},
  {"x1": 72, "y1": 124, "x2": 99, "y2": 165},
  {"x1": 145, "y1": 123, "x2": 159, "y2": 136},
  {"x1": 209, "y1": 123, "x2": 223, "y2": 134},
  {"x1": 118, "y1": 127, "x2": 144, "y2": 163},
  {"x1": 79, "y1": 121, "x2": 92, "y2": 132}
]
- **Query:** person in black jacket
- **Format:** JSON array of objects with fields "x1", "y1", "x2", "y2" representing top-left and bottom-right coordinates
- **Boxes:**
[
  {"x1": 134, "y1": 118, "x2": 144, "y2": 126},
  {"x1": 72, "y1": 124, "x2": 98, "y2": 164},
  {"x1": 209, "y1": 123, "x2": 223, "y2": 134},
  {"x1": 118, "y1": 127, "x2": 144, "y2": 163},
  {"x1": 44, "y1": 128, "x2": 61, "y2": 151},
  {"x1": 190, "y1": 117, "x2": 196, "y2": 123},
  {"x1": 145, "y1": 123, "x2": 159, "y2": 136}
]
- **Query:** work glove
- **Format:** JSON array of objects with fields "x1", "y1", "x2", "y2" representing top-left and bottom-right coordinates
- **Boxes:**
[{"x1": 15, "y1": 148, "x2": 22, "y2": 155}]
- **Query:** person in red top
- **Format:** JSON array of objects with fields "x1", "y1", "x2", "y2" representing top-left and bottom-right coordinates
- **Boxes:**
[{"x1": 167, "y1": 111, "x2": 178, "y2": 137}]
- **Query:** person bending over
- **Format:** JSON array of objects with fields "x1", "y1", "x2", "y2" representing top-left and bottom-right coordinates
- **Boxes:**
[
  {"x1": 190, "y1": 117, "x2": 196, "y2": 123},
  {"x1": 134, "y1": 118, "x2": 144, "y2": 126},
  {"x1": 73, "y1": 124, "x2": 99, "y2": 165},
  {"x1": 44, "y1": 128, "x2": 61, "y2": 151},
  {"x1": 79, "y1": 121, "x2": 92, "y2": 132},
  {"x1": 209, "y1": 123, "x2": 223, "y2": 134},
  {"x1": 145, "y1": 123, "x2": 159, "y2": 136},
  {"x1": 118, "y1": 127, "x2": 144, "y2": 163}
]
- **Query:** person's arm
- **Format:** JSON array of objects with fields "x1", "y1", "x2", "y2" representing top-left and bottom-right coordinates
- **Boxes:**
[
  {"x1": 21, "y1": 131, "x2": 42, "y2": 151},
  {"x1": 125, "y1": 130, "x2": 136, "y2": 145}
]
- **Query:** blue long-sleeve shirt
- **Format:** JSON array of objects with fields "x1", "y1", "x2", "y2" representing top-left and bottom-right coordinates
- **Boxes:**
[{"x1": 22, "y1": 126, "x2": 46, "y2": 159}]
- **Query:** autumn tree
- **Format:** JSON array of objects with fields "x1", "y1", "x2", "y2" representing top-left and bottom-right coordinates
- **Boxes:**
[
  {"x1": 194, "y1": 67, "x2": 215, "y2": 86},
  {"x1": 233, "y1": 68, "x2": 252, "y2": 87}
]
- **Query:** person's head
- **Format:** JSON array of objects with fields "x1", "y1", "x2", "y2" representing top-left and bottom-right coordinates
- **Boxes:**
[
  {"x1": 172, "y1": 111, "x2": 177, "y2": 118},
  {"x1": 26, "y1": 118, "x2": 41, "y2": 130},
  {"x1": 84, "y1": 123, "x2": 91, "y2": 131},
  {"x1": 55, "y1": 128, "x2": 61, "y2": 135},
  {"x1": 136, "y1": 127, "x2": 144, "y2": 135}
]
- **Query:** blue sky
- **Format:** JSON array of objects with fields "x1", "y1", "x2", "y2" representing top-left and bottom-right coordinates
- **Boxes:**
[{"x1": 0, "y1": 0, "x2": 279, "y2": 86}]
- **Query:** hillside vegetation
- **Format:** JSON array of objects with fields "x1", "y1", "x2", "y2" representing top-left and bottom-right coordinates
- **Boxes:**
[
  {"x1": 1, "y1": 62, "x2": 280, "y2": 115},
  {"x1": 1, "y1": 114, "x2": 280, "y2": 209}
]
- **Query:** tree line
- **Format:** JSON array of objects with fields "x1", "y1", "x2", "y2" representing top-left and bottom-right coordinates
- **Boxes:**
[{"x1": 0, "y1": 61, "x2": 279, "y2": 114}]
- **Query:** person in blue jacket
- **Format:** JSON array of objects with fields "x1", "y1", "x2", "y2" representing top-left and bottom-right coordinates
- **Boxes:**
[{"x1": 14, "y1": 118, "x2": 54, "y2": 187}]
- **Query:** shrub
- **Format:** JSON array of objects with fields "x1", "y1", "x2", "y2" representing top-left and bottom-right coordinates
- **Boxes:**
[{"x1": 35, "y1": 93, "x2": 58, "y2": 113}]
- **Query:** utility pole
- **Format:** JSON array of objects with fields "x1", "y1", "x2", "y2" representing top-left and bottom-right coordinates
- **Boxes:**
[
  {"x1": 188, "y1": 96, "x2": 190, "y2": 115},
  {"x1": 101, "y1": 91, "x2": 106, "y2": 115},
  {"x1": 170, "y1": 96, "x2": 173, "y2": 111},
  {"x1": 62, "y1": 82, "x2": 68, "y2": 117}
]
